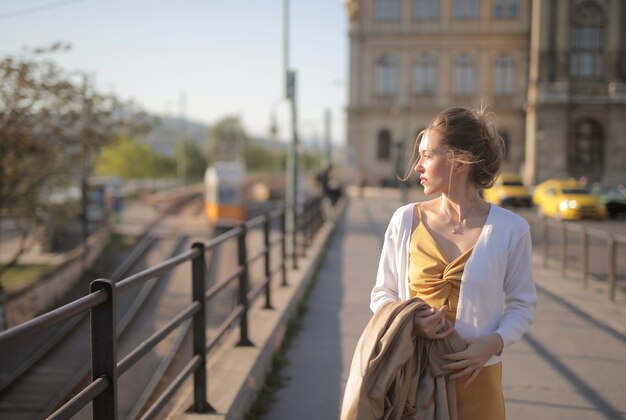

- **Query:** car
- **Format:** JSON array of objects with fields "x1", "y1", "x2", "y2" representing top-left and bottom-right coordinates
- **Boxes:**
[
  {"x1": 532, "y1": 178, "x2": 606, "y2": 220},
  {"x1": 590, "y1": 183, "x2": 626, "y2": 219},
  {"x1": 483, "y1": 172, "x2": 531, "y2": 207}
]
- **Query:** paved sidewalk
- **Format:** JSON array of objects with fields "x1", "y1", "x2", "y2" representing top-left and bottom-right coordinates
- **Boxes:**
[{"x1": 264, "y1": 195, "x2": 626, "y2": 420}]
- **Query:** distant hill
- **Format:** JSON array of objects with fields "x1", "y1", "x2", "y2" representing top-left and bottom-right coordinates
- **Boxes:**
[
  {"x1": 141, "y1": 115, "x2": 343, "y2": 158},
  {"x1": 143, "y1": 116, "x2": 209, "y2": 156}
]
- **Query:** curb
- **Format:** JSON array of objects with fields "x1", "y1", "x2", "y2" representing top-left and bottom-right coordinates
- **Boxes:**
[{"x1": 167, "y1": 200, "x2": 347, "y2": 420}]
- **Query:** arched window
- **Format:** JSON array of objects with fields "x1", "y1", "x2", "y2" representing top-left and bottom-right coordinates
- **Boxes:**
[
  {"x1": 494, "y1": 55, "x2": 515, "y2": 95},
  {"x1": 568, "y1": 118, "x2": 604, "y2": 180},
  {"x1": 570, "y1": 3, "x2": 605, "y2": 80},
  {"x1": 453, "y1": 0, "x2": 478, "y2": 19},
  {"x1": 453, "y1": 54, "x2": 475, "y2": 96},
  {"x1": 414, "y1": 0, "x2": 439, "y2": 20},
  {"x1": 414, "y1": 54, "x2": 437, "y2": 94},
  {"x1": 376, "y1": 55, "x2": 398, "y2": 95},
  {"x1": 377, "y1": 129, "x2": 392, "y2": 160},
  {"x1": 376, "y1": 0, "x2": 400, "y2": 21}
]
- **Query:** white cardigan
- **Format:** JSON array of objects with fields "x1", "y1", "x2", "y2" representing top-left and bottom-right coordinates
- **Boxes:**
[{"x1": 370, "y1": 203, "x2": 537, "y2": 366}]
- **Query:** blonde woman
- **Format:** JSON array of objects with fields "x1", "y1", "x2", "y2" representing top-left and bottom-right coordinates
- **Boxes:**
[{"x1": 371, "y1": 107, "x2": 537, "y2": 418}]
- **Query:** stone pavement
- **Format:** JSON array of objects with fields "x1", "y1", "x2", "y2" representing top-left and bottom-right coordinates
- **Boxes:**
[{"x1": 263, "y1": 193, "x2": 626, "y2": 420}]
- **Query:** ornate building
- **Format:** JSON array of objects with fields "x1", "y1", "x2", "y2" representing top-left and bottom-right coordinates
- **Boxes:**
[{"x1": 345, "y1": 0, "x2": 626, "y2": 186}]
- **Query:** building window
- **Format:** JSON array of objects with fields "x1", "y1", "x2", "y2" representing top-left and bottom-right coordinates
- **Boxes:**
[
  {"x1": 494, "y1": 55, "x2": 515, "y2": 95},
  {"x1": 453, "y1": 54, "x2": 475, "y2": 96},
  {"x1": 568, "y1": 118, "x2": 604, "y2": 181},
  {"x1": 570, "y1": 3, "x2": 605, "y2": 81},
  {"x1": 375, "y1": 0, "x2": 400, "y2": 21},
  {"x1": 377, "y1": 129, "x2": 392, "y2": 160},
  {"x1": 414, "y1": 54, "x2": 437, "y2": 95},
  {"x1": 494, "y1": 0, "x2": 517, "y2": 19},
  {"x1": 376, "y1": 55, "x2": 398, "y2": 95},
  {"x1": 453, "y1": 0, "x2": 478, "y2": 19},
  {"x1": 414, "y1": 0, "x2": 439, "y2": 20}
]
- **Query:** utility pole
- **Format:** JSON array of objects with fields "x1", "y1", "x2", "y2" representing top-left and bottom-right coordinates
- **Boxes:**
[
  {"x1": 80, "y1": 74, "x2": 92, "y2": 253},
  {"x1": 323, "y1": 109, "x2": 332, "y2": 168},
  {"x1": 178, "y1": 91, "x2": 187, "y2": 184},
  {"x1": 284, "y1": 0, "x2": 299, "y2": 269}
]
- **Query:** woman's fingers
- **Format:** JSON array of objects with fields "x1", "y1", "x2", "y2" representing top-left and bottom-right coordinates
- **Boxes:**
[
  {"x1": 464, "y1": 368, "x2": 482, "y2": 388},
  {"x1": 449, "y1": 366, "x2": 474, "y2": 380},
  {"x1": 414, "y1": 306, "x2": 450, "y2": 339}
]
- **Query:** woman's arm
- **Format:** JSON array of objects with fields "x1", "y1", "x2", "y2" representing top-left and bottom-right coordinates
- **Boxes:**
[
  {"x1": 370, "y1": 213, "x2": 403, "y2": 313},
  {"x1": 495, "y1": 228, "x2": 538, "y2": 348},
  {"x1": 442, "y1": 226, "x2": 537, "y2": 386}
]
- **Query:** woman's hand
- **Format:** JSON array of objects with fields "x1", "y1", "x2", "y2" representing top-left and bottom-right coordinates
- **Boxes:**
[
  {"x1": 413, "y1": 305, "x2": 454, "y2": 339},
  {"x1": 441, "y1": 333, "x2": 504, "y2": 387}
]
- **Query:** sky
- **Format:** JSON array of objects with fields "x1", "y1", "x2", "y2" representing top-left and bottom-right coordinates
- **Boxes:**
[{"x1": 0, "y1": 0, "x2": 348, "y2": 146}]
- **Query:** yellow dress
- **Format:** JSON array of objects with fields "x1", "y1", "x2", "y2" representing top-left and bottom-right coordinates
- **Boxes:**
[{"x1": 408, "y1": 205, "x2": 505, "y2": 419}]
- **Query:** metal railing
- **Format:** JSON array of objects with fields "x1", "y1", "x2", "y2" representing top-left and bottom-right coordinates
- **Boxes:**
[
  {"x1": 0, "y1": 197, "x2": 326, "y2": 419},
  {"x1": 531, "y1": 218, "x2": 626, "y2": 301}
]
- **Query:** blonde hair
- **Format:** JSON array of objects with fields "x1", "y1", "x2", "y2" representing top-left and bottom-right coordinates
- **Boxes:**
[{"x1": 402, "y1": 106, "x2": 504, "y2": 189}]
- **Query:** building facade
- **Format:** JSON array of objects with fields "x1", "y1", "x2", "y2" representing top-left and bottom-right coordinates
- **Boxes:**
[{"x1": 346, "y1": 0, "x2": 626, "y2": 186}]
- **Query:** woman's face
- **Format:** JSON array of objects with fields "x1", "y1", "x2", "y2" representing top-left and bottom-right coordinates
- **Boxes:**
[{"x1": 414, "y1": 128, "x2": 452, "y2": 195}]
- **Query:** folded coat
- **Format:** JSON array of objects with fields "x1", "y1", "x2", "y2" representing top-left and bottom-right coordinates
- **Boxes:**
[{"x1": 341, "y1": 298, "x2": 467, "y2": 420}]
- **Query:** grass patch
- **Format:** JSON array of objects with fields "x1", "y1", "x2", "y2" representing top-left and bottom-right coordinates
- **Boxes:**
[
  {"x1": 0, "y1": 264, "x2": 50, "y2": 289},
  {"x1": 245, "y1": 270, "x2": 319, "y2": 420}
]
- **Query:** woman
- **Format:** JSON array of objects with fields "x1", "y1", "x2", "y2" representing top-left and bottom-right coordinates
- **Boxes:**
[{"x1": 370, "y1": 107, "x2": 537, "y2": 418}]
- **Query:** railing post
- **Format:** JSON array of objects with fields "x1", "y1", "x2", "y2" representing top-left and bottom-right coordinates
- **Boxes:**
[
  {"x1": 190, "y1": 242, "x2": 213, "y2": 413},
  {"x1": 292, "y1": 204, "x2": 299, "y2": 270},
  {"x1": 581, "y1": 228, "x2": 588, "y2": 289},
  {"x1": 263, "y1": 213, "x2": 273, "y2": 309},
  {"x1": 302, "y1": 199, "x2": 310, "y2": 256},
  {"x1": 559, "y1": 222, "x2": 567, "y2": 278},
  {"x1": 237, "y1": 224, "x2": 254, "y2": 346},
  {"x1": 281, "y1": 209, "x2": 288, "y2": 287},
  {"x1": 542, "y1": 221, "x2": 549, "y2": 268},
  {"x1": 608, "y1": 236, "x2": 616, "y2": 302},
  {"x1": 315, "y1": 197, "x2": 323, "y2": 232},
  {"x1": 90, "y1": 278, "x2": 118, "y2": 420}
]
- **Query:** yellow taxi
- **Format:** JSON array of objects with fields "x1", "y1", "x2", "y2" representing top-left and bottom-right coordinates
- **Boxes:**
[
  {"x1": 483, "y1": 172, "x2": 531, "y2": 207},
  {"x1": 532, "y1": 178, "x2": 606, "y2": 220}
]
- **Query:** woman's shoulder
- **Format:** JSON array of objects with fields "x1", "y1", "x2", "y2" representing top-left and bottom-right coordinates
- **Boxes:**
[
  {"x1": 390, "y1": 199, "x2": 436, "y2": 219},
  {"x1": 489, "y1": 205, "x2": 530, "y2": 234}
]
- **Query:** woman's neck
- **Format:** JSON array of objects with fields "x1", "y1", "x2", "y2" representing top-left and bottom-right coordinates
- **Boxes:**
[{"x1": 440, "y1": 189, "x2": 482, "y2": 222}]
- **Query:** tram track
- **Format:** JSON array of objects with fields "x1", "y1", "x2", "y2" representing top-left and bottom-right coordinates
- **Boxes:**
[
  {"x1": 0, "y1": 194, "x2": 212, "y2": 419},
  {"x1": 0, "y1": 190, "x2": 284, "y2": 419}
]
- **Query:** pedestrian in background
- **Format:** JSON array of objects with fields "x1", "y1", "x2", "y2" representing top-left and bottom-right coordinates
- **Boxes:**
[{"x1": 344, "y1": 106, "x2": 537, "y2": 419}]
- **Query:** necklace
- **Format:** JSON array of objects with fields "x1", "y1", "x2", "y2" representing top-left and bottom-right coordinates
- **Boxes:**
[{"x1": 440, "y1": 200, "x2": 475, "y2": 235}]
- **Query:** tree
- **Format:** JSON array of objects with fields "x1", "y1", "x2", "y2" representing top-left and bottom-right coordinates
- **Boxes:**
[
  {"x1": 0, "y1": 44, "x2": 152, "y2": 279},
  {"x1": 243, "y1": 141, "x2": 282, "y2": 173},
  {"x1": 207, "y1": 116, "x2": 247, "y2": 162},
  {"x1": 95, "y1": 136, "x2": 176, "y2": 180},
  {"x1": 175, "y1": 140, "x2": 207, "y2": 182},
  {"x1": 0, "y1": 43, "x2": 83, "y2": 278}
]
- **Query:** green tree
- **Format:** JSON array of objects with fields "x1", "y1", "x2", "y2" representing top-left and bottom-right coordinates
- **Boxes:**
[
  {"x1": 0, "y1": 44, "x2": 156, "y2": 274},
  {"x1": 96, "y1": 136, "x2": 176, "y2": 180},
  {"x1": 207, "y1": 116, "x2": 247, "y2": 162},
  {"x1": 0, "y1": 44, "x2": 86, "y2": 277},
  {"x1": 243, "y1": 141, "x2": 283, "y2": 173},
  {"x1": 175, "y1": 140, "x2": 208, "y2": 182}
]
